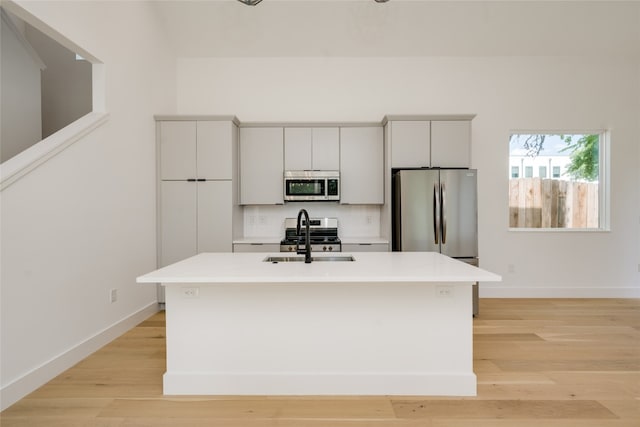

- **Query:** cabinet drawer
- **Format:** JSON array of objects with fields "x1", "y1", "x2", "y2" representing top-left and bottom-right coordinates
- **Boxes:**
[
  {"x1": 342, "y1": 243, "x2": 389, "y2": 252},
  {"x1": 233, "y1": 243, "x2": 280, "y2": 253}
]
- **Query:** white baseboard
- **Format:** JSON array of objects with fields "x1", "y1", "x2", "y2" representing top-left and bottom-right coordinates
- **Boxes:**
[
  {"x1": 163, "y1": 372, "x2": 477, "y2": 396},
  {"x1": 479, "y1": 287, "x2": 640, "y2": 298},
  {"x1": 0, "y1": 302, "x2": 159, "y2": 411}
]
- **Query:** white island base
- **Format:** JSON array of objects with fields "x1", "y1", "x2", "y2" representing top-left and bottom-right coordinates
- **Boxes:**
[{"x1": 138, "y1": 252, "x2": 501, "y2": 396}]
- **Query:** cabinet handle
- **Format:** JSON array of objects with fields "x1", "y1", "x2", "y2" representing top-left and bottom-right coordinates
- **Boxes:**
[
  {"x1": 197, "y1": 179, "x2": 206, "y2": 182},
  {"x1": 187, "y1": 179, "x2": 196, "y2": 182}
]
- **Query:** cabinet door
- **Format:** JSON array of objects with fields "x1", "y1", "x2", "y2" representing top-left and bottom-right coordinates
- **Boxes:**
[
  {"x1": 390, "y1": 121, "x2": 431, "y2": 168},
  {"x1": 240, "y1": 127, "x2": 284, "y2": 205},
  {"x1": 160, "y1": 121, "x2": 196, "y2": 180},
  {"x1": 430, "y1": 120, "x2": 471, "y2": 168},
  {"x1": 197, "y1": 181, "x2": 232, "y2": 253},
  {"x1": 340, "y1": 127, "x2": 384, "y2": 204},
  {"x1": 311, "y1": 127, "x2": 340, "y2": 170},
  {"x1": 284, "y1": 128, "x2": 312, "y2": 170},
  {"x1": 197, "y1": 121, "x2": 233, "y2": 180},
  {"x1": 160, "y1": 181, "x2": 197, "y2": 266}
]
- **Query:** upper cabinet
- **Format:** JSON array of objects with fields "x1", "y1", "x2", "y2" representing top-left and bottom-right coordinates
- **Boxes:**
[
  {"x1": 160, "y1": 121, "x2": 233, "y2": 180},
  {"x1": 388, "y1": 118, "x2": 472, "y2": 168},
  {"x1": 340, "y1": 126, "x2": 384, "y2": 205},
  {"x1": 284, "y1": 127, "x2": 339, "y2": 171},
  {"x1": 390, "y1": 121, "x2": 431, "y2": 168},
  {"x1": 430, "y1": 120, "x2": 471, "y2": 168},
  {"x1": 240, "y1": 127, "x2": 284, "y2": 205}
]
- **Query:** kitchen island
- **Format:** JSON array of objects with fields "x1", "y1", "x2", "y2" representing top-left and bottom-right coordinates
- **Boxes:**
[{"x1": 137, "y1": 252, "x2": 501, "y2": 396}]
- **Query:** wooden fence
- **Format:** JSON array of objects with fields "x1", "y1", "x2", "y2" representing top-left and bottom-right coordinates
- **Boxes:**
[{"x1": 509, "y1": 178, "x2": 598, "y2": 228}]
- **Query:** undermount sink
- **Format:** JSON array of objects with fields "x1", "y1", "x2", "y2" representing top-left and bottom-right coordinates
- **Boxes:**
[{"x1": 263, "y1": 255, "x2": 355, "y2": 263}]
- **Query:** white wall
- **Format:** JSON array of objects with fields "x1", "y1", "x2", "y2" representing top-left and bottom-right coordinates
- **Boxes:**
[
  {"x1": 0, "y1": 0, "x2": 176, "y2": 409},
  {"x1": 177, "y1": 56, "x2": 640, "y2": 296}
]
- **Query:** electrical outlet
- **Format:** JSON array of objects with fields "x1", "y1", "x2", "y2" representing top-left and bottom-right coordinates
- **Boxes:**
[
  {"x1": 508, "y1": 264, "x2": 515, "y2": 273},
  {"x1": 365, "y1": 215, "x2": 373, "y2": 224},
  {"x1": 248, "y1": 215, "x2": 256, "y2": 225},
  {"x1": 182, "y1": 287, "x2": 199, "y2": 298},
  {"x1": 436, "y1": 285, "x2": 453, "y2": 298},
  {"x1": 110, "y1": 289, "x2": 117, "y2": 303},
  {"x1": 259, "y1": 215, "x2": 267, "y2": 225}
]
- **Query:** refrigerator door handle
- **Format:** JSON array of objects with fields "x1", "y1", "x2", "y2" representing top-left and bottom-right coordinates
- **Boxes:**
[
  {"x1": 441, "y1": 182, "x2": 447, "y2": 244},
  {"x1": 433, "y1": 182, "x2": 440, "y2": 244}
]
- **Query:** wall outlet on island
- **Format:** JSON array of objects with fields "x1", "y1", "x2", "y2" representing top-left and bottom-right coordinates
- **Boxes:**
[
  {"x1": 182, "y1": 287, "x2": 199, "y2": 298},
  {"x1": 110, "y1": 288, "x2": 117, "y2": 303},
  {"x1": 435, "y1": 285, "x2": 453, "y2": 298}
]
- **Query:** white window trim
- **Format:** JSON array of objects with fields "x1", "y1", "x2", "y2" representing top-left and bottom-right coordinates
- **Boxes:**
[
  {"x1": 0, "y1": 1, "x2": 107, "y2": 191},
  {"x1": 508, "y1": 129, "x2": 610, "y2": 232}
]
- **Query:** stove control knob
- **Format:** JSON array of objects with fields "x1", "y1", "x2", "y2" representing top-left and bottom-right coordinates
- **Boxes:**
[
  {"x1": 289, "y1": 246, "x2": 294, "y2": 252},
  {"x1": 328, "y1": 246, "x2": 333, "y2": 251},
  {"x1": 323, "y1": 246, "x2": 327, "y2": 251}
]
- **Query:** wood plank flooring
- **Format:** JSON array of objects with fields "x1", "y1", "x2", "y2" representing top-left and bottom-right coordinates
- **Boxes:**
[{"x1": 2, "y1": 298, "x2": 638, "y2": 426}]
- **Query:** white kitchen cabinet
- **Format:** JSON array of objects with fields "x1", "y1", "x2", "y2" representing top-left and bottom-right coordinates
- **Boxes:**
[
  {"x1": 160, "y1": 121, "x2": 197, "y2": 180},
  {"x1": 160, "y1": 181, "x2": 197, "y2": 266},
  {"x1": 233, "y1": 243, "x2": 280, "y2": 253},
  {"x1": 284, "y1": 127, "x2": 339, "y2": 171},
  {"x1": 284, "y1": 128, "x2": 312, "y2": 170},
  {"x1": 240, "y1": 127, "x2": 284, "y2": 205},
  {"x1": 311, "y1": 128, "x2": 340, "y2": 170},
  {"x1": 390, "y1": 121, "x2": 431, "y2": 168},
  {"x1": 389, "y1": 119, "x2": 471, "y2": 168},
  {"x1": 340, "y1": 127, "x2": 384, "y2": 204},
  {"x1": 157, "y1": 117, "x2": 239, "y2": 280},
  {"x1": 197, "y1": 181, "x2": 233, "y2": 253},
  {"x1": 160, "y1": 121, "x2": 233, "y2": 180},
  {"x1": 342, "y1": 243, "x2": 389, "y2": 252},
  {"x1": 430, "y1": 120, "x2": 471, "y2": 168},
  {"x1": 160, "y1": 180, "x2": 232, "y2": 266},
  {"x1": 197, "y1": 121, "x2": 234, "y2": 180}
]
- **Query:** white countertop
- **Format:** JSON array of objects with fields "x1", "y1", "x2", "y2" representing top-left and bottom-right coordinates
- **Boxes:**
[{"x1": 137, "y1": 252, "x2": 501, "y2": 284}]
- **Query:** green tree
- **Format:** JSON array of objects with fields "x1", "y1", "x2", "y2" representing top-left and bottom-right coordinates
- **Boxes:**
[{"x1": 561, "y1": 134, "x2": 599, "y2": 181}]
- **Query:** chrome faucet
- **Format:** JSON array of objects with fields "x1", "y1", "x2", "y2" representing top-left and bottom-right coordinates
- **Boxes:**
[{"x1": 296, "y1": 209, "x2": 312, "y2": 263}]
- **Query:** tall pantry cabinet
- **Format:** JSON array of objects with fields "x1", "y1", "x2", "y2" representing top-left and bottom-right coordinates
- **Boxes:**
[{"x1": 156, "y1": 116, "x2": 242, "y2": 301}]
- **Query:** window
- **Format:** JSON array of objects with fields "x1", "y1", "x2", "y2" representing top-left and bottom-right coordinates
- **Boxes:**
[
  {"x1": 524, "y1": 166, "x2": 533, "y2": 178},
  {"x1": 539, "y1": 166, "x2": 547, "y2": 178},
  {"x1": 511, "y1": 166, "x2": 519, "y2": 178},
  {"x1": 509, "y1": 133, "x2": 607, "y2": 230}
]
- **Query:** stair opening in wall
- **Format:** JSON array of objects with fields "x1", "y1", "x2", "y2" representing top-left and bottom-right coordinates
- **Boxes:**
[{"x1": 1, "y1": 4, "x2": 102, "y2": 164}]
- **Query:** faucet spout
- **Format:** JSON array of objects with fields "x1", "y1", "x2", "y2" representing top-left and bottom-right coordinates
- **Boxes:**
[{"x1": 296, "y1": 209, "x2": 312, "y2": 263}]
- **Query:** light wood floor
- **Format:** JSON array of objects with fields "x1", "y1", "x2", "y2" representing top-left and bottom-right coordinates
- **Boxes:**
[{"x1": 2, "y1": 298, "x2": 639, "y2": 426}]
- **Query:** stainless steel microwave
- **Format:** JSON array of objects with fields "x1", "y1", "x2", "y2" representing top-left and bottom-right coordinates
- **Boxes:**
[{"x1": 284, "y1": 171, "x2": 340, "y2": 202}]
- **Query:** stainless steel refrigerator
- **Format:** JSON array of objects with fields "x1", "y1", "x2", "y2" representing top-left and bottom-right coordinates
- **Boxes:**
[{"x1": 392, "y1": 168, "x2": 479, "y2": 315}]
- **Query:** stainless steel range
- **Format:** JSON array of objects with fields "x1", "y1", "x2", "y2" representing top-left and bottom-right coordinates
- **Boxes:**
[{"x1": 280, "y1": 217, "x2": 341, "y2": 253}]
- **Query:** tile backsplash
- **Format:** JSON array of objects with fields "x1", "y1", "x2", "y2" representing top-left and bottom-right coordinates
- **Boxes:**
[{"x1": 243, "y1": 203, "x2": 381, "y2": 238}]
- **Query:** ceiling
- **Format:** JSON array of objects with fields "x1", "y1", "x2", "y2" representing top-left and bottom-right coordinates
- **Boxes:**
[{"x1": 151, "y1": 0, "x2": 640, "y2": 58}]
